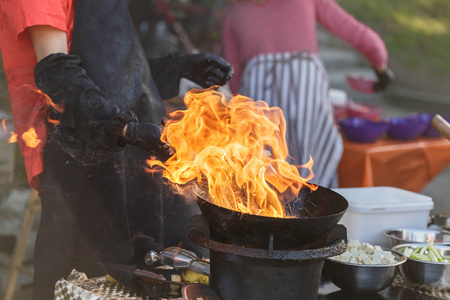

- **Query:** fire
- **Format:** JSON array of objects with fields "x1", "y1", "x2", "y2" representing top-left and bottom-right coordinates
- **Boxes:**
[
  {"x1": 47, "y1": 118, "x2": 60, "y2": 125},
  {"x1": 148, "y1": 88, "x2": 317, "y2": 218},
  {"x1": 2, "y1": 119, "x2": 17, "y2": 143},
  {"x1": 36, "y1": 88, "x2": 64, "y2": 114},
  {"x1": 8, "y1": 133, "x2": 17, "y2": 143},
  {"x1": 3, "y1": 119, "x2": 41, "y2": 148},
  {"x1": 21, "y1": 85, "x2": 63, "y2": 125},
  {"x1": 36, "y1": 88, "x2": 63, "y2": 125},
  {"x1": 22, "y1": 127, "x2": 41, "y2": 148},
  {"x1": 0, "y1": 86, "x2": 60, "y2": 147}
]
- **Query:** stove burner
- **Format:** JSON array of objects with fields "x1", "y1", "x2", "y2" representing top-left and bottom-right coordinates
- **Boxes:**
[{"x1": 189, "y1": 214, "x2": 347, "y2": 300}]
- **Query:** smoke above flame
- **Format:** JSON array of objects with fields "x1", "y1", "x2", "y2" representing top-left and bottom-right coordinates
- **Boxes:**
[{"x1": 148, "y1": 88, "x2": 317, "y2": 218}]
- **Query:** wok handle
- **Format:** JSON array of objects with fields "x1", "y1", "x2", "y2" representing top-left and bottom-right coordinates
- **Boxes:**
[{"x1": 431, "y1": 114, "x2": 450, "y2": 141}]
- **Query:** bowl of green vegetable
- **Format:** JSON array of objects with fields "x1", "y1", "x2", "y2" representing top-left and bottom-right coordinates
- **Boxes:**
[{"x1": 392, "y1": 242, "x2": 450, "y2": 287}]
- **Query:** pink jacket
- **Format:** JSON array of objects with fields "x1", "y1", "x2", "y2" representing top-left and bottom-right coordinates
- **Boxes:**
[{"x1": 222, "y1": 0, "x2": 388, "y2": 93}]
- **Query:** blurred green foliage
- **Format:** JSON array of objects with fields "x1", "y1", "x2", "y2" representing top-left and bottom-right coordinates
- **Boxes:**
[{"x1": 337, "y1": 0, "x2": 450, "y2": 75}]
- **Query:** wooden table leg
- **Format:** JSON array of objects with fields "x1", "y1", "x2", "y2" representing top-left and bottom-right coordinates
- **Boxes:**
[{"x1": 3, "y1": 189, "x2": 41, "y2": 300}]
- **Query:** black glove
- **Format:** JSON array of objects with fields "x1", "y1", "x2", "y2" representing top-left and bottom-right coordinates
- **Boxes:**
[
  {"x1": 149, "y1": 52, "x2": 233, "y2": 100},
  {"x1": 34, "y1": 53, "x2": 121, "y2": 126},
  {"x1": 103, "y1": 111, "x2": 139, "y2": 149},
  {"x1": 179, "y1": 53, "x2": 233, "y2": 87},
  {"x1": 123, "y1": 122, "x2": 174, "y2": 161},
  {"x1": 373, "y1": 67, "x2": 395, "y2": 92},
  {"x1": 34, "y1": 53, "x2": 134, "y2": 161}
]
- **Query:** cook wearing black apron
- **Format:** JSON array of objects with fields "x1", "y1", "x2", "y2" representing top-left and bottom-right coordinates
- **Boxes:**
[{"x1": 32, "y1": 1, "x2": 231, "y2": 298}]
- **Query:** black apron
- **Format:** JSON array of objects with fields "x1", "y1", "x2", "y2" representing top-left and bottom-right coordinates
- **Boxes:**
[{"x1": 33, "y1": 0, "x2": 170, "y2": 298}]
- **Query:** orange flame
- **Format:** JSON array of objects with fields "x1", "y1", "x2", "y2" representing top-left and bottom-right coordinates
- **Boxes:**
[
  {"x1": 22, "y1": 127, "x2": 41, "y2": 148},
  {"x1": 20, "y1": 84, "x2": 64, "y2": 114},
  {"x1": 148, "y1": 89, "x2": 317, "y2": 218},
  {"x1": 47, "y1": 118, "x2": 60, "y2": 125},
  {"x1": 20, "y1": 85, "x2": 64, "y2": 125},
  {"x1": 2, "y1": 119, "x2": 17, "y2": 143},
  {"x1": 36, "y1": 88, "x2": 63, "y2": 125},
  {"x1": 36, "y1": 89, "x2": 64, "y2": 114},
  {"x1": 2, "y1": 84, "x2": 58, "y2": 146},
  {"x1": 8, "y1": 132, "x2": 17, "y2": 143}
]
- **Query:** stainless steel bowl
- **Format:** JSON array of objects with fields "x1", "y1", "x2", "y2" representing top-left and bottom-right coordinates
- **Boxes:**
[
  {"x1": 430, "y1": 213, "x2": 450, "y2": 231},
  {"x1": 392, "y1": 243, "x2": 450, "y2": 287},
  {"x1": 325, "y1": 249, "x2": 406, "y2": 295},
  {"x1": 384, "y1": 228, "x2": 450, "y2": 247}
]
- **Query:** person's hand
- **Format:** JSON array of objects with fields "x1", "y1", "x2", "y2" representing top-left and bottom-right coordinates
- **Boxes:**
[
  {"x1": 149, "y1": 52, "x2": 233, "y2": 100},
  {"x1": 34, "y1": 53, "x2": 139, "y2": 162},
  {"x1": 123, "y1": 122, "x2": 174, "y2": 161},
  {"x1": 373, "y1": 67, "x2": 395, "y2": 92},
  {"x1": 102, "y1": 111, "x2": 139, "y2": 151},
  {"x1": 180, "y1": 53, "x2": 233, "y2": 89},
  {"x1": 34, "y1": 53, "x2": 121, "y2": 124}
]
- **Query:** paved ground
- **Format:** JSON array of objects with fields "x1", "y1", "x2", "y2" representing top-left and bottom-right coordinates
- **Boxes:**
[{"x1": 1, "y1": 27, "x2": 450, "y2": 299}]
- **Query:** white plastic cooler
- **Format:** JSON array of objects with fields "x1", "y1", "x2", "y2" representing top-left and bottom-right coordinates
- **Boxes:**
[{"x1": 333, "y1": 186, "x2": 434, "y2": 247}]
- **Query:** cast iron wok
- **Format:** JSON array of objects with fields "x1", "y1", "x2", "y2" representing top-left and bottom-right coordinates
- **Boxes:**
[{"x1": 196, "y1": 184, "x2": 348, "y2": 249}]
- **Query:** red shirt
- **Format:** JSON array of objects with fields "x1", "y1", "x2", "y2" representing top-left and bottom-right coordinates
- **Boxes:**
[
  {"x1": 0, "y1": 0, "x2": 75, "y2": 190},
  {"x1": 222, "y1": 0, "x2": 388, "y2": 93}
]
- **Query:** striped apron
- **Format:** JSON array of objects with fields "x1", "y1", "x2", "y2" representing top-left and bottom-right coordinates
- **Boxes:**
[{"x1": 239, "y1": 52, "x2": 343, "y2": 188}]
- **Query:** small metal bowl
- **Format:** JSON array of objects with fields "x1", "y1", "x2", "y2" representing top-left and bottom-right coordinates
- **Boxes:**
[
  {"x1": 384, "y1": 228, "x2": 450, "y2": 247},
  {"x1": 325, "y1": 249, "x2": 406, "y2": 295},
  {"x1": 429, "y1": 213, "x2": 450, "y2": 231},
  {"x1": 392, "y1": 243, "x2": 450, "y2": 287}
]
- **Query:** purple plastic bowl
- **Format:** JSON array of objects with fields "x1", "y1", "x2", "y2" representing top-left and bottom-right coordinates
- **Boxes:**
[
  {"x1": 415, "y1": 113, "x2": 450, "y2": 137},
  {"x1": 339, "y1": 117, "x2": 389, "y2": 143},
  {"x1": 387, "y1": 115, "x2": 428, "y2": 140}
]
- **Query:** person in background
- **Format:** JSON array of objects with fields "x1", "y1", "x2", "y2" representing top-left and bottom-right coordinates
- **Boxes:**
[
  {"x1": 0, "y1": 0, "x2": 232, "y2": 298},
  {"x1": 222, "y1": 0, "x2": 393, "y2": 188}
]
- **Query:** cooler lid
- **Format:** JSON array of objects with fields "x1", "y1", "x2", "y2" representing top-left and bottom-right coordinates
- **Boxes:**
[{"x1": 332, "y1": 186, "x2": 434, "y2": 214}]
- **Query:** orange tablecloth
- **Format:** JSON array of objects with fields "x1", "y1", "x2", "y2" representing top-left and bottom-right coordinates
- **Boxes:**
[{"x1": 338, "y1": 136, "x2": 450, "y2": 192}]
